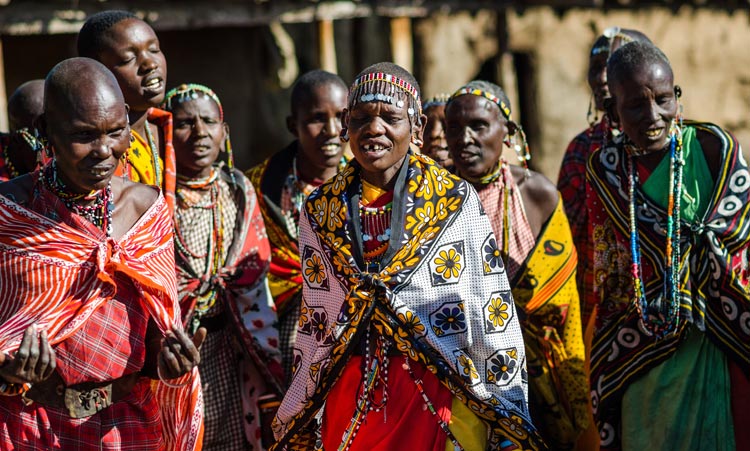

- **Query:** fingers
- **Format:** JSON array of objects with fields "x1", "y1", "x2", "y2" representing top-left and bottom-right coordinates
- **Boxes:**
[
  {"x1": 14, "y1": 325, "x2": 35, "y2": 371},
  {"x1": 37, "y1": 330, "x2": 57, "y2": 380},
  {"x1": 171, "y1": 326, "x2": 201, "y2": 366},
  {"x1": 191, "y1": 327, "x2": 207, "y2": 351},
  {"x1": 158, "y1": 326, "x2": 204, "y2": 379}
]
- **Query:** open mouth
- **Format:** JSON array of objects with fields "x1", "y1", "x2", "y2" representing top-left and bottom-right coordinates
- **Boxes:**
[
  {"x1": 645, "y1": 128, "x2": 664, "y2": 139},
  {"x1": 89, "y1": 165, "x2": 114, "y2": 179},
  {"x1": 320, "y1": 143, "x2": 341, "y2": 156},
  {"x1": 143, "y1": 76, "x2": 164, "y2": 94}
]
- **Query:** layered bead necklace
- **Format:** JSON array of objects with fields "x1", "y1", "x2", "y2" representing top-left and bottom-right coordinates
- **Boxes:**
[
  {"x1": 43, "y1": 161, "x2": 114, "y2": 236},
  {"x1": 627, "y1": 124, "x2": 683, "y2": 337},
  {"x1": 175, "y1": 168, "x2": 225, "y2": 333},
  {"x1": 358, "y1": 181, "x2": 393, "y2": 273}
]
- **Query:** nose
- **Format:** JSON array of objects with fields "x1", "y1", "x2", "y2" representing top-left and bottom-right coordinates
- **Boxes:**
[
  {"x1": 139, "y1": 52, "x2": 158, "y2": 74},
  {"x1": 324, "y1": 116, "x2": 340, "y2": 137},
  {"x1": 429, "y1": 121, "x2": 445, "y2": 139},
  {"x1": 192, "y1": 118, "x2": 209, "y2": 137},
  {"x1": 645, "y1": 99, "x2": 661, "y2": 122},
  {"x1": 461, "y1": 127, "x2": 473, "y2": 145},
  {"x1": 363, "y1": 117, "x2": 386, "y2": 136},
  {"x1": 596, "y1": 68, "x2": 607, "y2": 86}
]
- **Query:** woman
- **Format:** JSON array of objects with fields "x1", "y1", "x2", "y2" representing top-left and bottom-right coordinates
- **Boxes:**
[
  {"x1": 586, "y1": 41, "x2": 750, "y2": 450},
  {"x1": 272, "y1": 63, "x2": 542, "y2": 451},
  {"x1": 78, "y1": 10, "x2": 177, "y2": 212},
  {"x1": 0, "y1": 58, "x2": 203, "y2": 451},
  {"x1": 164, "y1": 83, "x2": 284, "y2": 450},
  {"x1": 557, "y1": 28, "x2": 651, "y2": 326},
  {"x1": 247, "y1": 70, "x2": 348, "y2": 384},
  {"x1": 445, "y1": 80, "x2": 589, "y2": 450},
  {"x1": 422, "y1": 93, "x2": 453, "y2": 171}
]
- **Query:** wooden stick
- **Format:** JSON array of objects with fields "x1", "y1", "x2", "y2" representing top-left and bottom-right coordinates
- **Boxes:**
[
  {"x1": 390, "y1": 17, "x2": 413, "y2": 73},
  {"x1": 318, "y1": 19, "x2": 337, "y2": 74}
]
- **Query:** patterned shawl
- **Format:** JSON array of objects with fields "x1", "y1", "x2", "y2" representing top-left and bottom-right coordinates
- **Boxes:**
[
  {"x1": 115, "y1": 107, "x2": 177, "y2": 214},
  {"x1": 246, "y1": 143, "x2": 303, "y2": 317},
  {"x1": 0, "y1": 184, "x2": 202, "y2": 451},
  {"x1": 176, "y1": 166, "x2": 285, "y2": 394},
  {"x1": 511, "y1": 200, "x2": 589, "y2": 450},
  {"x1": 272, "y1": 152, "x2": 545, "y2": 451},
  {"x1": 585, "y1": 121, "x2": 750, "y2": 450}
]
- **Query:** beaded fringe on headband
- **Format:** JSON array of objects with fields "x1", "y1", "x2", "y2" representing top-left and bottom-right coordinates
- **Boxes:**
[
  {"x1": 348, "y1": 72, "x2": 422, "y2": 119},
  {"x1": 450, "y1": 87, "x2": 512, "y2": 122},
  {"x1": 423, "y1": 93, "x2": 451, "y2": 111}
]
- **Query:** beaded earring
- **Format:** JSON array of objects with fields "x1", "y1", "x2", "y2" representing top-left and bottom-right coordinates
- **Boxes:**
[
  {"x1": 340, "y1": 128, "x2": 349, "y2": 143},
  {"x1": 510, "y1": 127, "x2": 531, "y2": 178},
  {"x1": 411, "y1": 136, "x2": 423, "y2": 148}
]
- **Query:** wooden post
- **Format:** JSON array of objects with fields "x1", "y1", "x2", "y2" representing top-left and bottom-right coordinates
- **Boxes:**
[
  {"x1": 390, "y1": 17, "x2": 413, "y2": 73},
  {"x1": 318, "y1": 19, "x2": 337, "y2": 74},
  {"x1": 0, "y1": 37, "x2": 8, "y2": 132}
]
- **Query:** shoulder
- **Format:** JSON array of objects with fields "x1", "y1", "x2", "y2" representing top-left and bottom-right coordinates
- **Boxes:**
[
  {"x1": 113, "y1": 177, "x2": 160, "y2": 218},
  {"x1": 512, "y1": 165, "x2": 558, "y2": 208},
  {"x1": 690, "y1": 121, "x2": 727, "y2": 181},
  {"x1": 0, "y1": 174, "x2": 35, "y2": 205}
]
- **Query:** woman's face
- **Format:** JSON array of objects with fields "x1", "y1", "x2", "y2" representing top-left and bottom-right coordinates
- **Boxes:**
[
  {"x1": 96, "y1": 18, "x2": 168, "y2": 112},
  {"x1": 423, "y1": 104, "x2": 452, "y2": 168},
  {"x1": 445, "y1": 95, "x2": 507, "y2": 180},
  {"x1": 47, "y1": 86, "x2": 130, "y2": 193},
  {"x1": 588, "y1": 52, "x2": 609, "y2": 112},
  {"x1": 344, "y1": 99, "x2": 419, "y2": 186},
  {"x1": 172, "y1": 94, "x2": 226, "y2": 179},
  {"x1": 610, "y1": 61, "x2": 677, "y2": 154}
]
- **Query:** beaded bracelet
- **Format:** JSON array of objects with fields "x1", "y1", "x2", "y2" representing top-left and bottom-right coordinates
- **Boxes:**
[{"x1": 0, "y1": 380, "x2": 31, "y2": 396}]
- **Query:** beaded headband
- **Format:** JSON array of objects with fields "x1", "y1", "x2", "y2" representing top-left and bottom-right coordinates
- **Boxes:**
[
  {"x1": 348, "y1": 72, "x2": 422, "y2": 117},
  {"x1": 450, "y1": 87, "x2": 512, "y2": 122},
  {"x1": 163, "y1": 83, "x2": 225, "y2": 122},
  {"x1": 423, "y1": 93, "x2": 450, "y2": 111}
]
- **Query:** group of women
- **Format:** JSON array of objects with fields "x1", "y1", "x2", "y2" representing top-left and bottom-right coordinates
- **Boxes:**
[{"x1": 0, "y1": 8, "x2": 747, "y2": 451}]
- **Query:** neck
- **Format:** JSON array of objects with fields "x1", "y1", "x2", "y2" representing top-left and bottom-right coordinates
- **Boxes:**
[
  {"x1": 361, "y1": 155, "x2": 406, "y2": 191},
  {"x1": 296, "y1": 146, "x2": 340, "y2": 183},
  {"x1": 129, "y1": 109, "x2": 150, "y2": 137}
]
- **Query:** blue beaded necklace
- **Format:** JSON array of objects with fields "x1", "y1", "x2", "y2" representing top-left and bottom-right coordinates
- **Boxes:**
[{"x1": 627, "y1": 123, "x2": 684, "y2": 338}]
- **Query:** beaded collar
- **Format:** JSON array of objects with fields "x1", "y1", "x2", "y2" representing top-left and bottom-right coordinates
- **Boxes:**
[{"x1": 42, "y1": 161, "x2": 114, "y2": 236}]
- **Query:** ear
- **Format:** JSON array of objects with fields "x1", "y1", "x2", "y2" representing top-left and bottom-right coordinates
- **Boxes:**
[
  {"x1": 35, "y1": 114, "x2": 49, "y2": 142},
  {"x1": 506, "y1": 120, "x2": 519, "y2": 137},
  {"x1": 674, "y1": 85, "x2": 682, "y2": 99},
  {"x1": 604, "y1": 97, "x2": 619, "y2": 125},
  {"x1": 286, "y1": 115, "x2": 297, "y2": 137},
  {"x1": 412, "y1": 113, "x2": 427, "y2": 142}
]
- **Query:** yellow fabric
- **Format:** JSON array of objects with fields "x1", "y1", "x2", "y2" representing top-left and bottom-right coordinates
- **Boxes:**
[
  {"x1": 512, "y1": 199, "x2": 590, "y2": 450},
  {"x1": 361, "y1": 179, "x2": 388, "y2": 205},
  {"x1": 124, "y1": 129, "x2": 164, "y2": 186},
  {"x1": 446, "y1": 396, "x2": 487, "y2": 451}
]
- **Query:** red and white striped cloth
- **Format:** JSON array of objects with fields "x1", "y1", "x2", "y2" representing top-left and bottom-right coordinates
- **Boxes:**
[{"x1": 0, "y1": 182, "x2": 203, "y2": 451}]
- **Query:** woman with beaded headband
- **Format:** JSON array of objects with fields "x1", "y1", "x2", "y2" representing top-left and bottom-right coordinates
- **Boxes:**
[
  {"x1": 445, "y1": 80, "x2": 589, "y2": 450},
  {"x1": 557, "y1": 28, "x2": 651, "y2": 328},
  {"x1": 0, "y1": 58, "x2": 204, "y2": 451},
  {"x1": 585, "y1": 40, "x2": 750, "y2": 450},
  {"x1": 247, "y1": 69, "x2": 349, "y2": 386},
  {"x1": 423, "y1": 93, "x2": 454, "y2": 171},
  {"x1": 272, "y1": 62, "x2": 542, "y2": 451},
  {"x1": 163, "y1": 83, "x2": 284, "y2": 450}
]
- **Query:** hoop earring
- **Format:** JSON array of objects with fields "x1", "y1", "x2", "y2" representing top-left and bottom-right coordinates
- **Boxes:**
[
  {"x1": 340, "y1": 128, "x2": 349, "y2": 143},
  {"x1": 411, "y1": 137, "x2": 423, "y2": 148},
  {"x1": 512, "y1": 128, "x2": 532, "y2": 179}
]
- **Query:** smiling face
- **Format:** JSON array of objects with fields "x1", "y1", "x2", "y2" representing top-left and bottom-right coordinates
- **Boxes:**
[
  {"x1": 46, "y1": 80, "x2": 130, "y2": 193},
  {"x1": 171, "y1": 95, "x2": 226, "y2": 179},
  {"x1": 610, "y1": 60, "x2": 677, "y2": 154},
  {"x1": 96, "y1": 18, "x2": 167, "y2": 112},
  {"x1": 344, "y1": 100, "x2": 420, "y2": 188},
  {"x1": 423, "y1": 104, "x2": 452, "y2": 168},
  {"x1": 445, "y1": 95, "x2": 507, "y2": 180},
  {"x1": 289, "y1": 82, "x2": 347, "y2": 172},
  {"x1": 588, "y1": 52, "x2": 609, "y2": 112}
]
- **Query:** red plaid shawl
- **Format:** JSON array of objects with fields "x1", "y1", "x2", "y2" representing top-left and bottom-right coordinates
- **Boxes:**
[{"x1": 0, "y1": 179, "x2": 202, "y2": 450}]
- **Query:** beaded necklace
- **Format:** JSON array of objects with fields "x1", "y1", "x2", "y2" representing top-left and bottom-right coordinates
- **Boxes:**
[
  {"x1": 464, "y1": 161, "x2": 511, "y2": 261},
  {"x1": 143, "y1": 121, "x2": 161, "y2": 183},
  {"x1": 42, "y1": 161, "x2": 114, "y2": 236},
  {"x1": 1, "y1": 143, "x2": 19, "y2": 179},
  {"x1": 358, "y1": 181, "x2": 393, "y2": 272},
  {"x1": 628, "y1": 125, "x2": 683, "y2": 337},
  {"x1": 175, "y1": 168, "x2": 225, "y2": 333}
]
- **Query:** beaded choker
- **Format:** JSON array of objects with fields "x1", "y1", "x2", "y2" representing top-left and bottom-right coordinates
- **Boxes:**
[
  {"x1": 43, "y1": 161, "x2": 114, "y2": 236},
  {"x1": 359, "y1": 182, "x2": 393, "y2": 271},
  {"x1": 628, "y1": 125, "x2": 683, "y2": 337}
]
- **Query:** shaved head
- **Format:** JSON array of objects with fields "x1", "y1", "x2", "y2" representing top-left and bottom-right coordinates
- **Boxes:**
[
  {"x1": 44, "y1": 57, "x2": 126, "y2": 130},
  {"x1": 7, "y1": 79, "x2": 45, "y2": 132}
]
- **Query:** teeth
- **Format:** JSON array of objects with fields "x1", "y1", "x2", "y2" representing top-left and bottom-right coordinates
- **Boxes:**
[
  {"x1": 145, "y1": 78, "x2": 161, "y2": 87},
  {"x1": 645, "y1": 129, "x2": 662, "y2": 137},
  {"x1": 363, "y1": 144, "x2": 385, "y2": 151},
  {"x1": 322, "y1": 144, "x2": 339, "y2": 151}
]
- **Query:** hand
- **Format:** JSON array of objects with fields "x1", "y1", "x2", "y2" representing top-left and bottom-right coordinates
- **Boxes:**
[
  {"x1": 0, "y1": 324, "x2": 56, "y2": 385},
  {"x1": 157, "y1": 326, "x2": 206, "y2": 380}
]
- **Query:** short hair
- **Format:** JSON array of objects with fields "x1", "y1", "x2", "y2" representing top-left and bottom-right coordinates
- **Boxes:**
[
  {"x1": 590, "y1": 27, "x2": 652, "y2": 57},
  {"x1": 7, "y1": 79, "x2": 45, "y2": 132},
  {"x1": 77, "y1": 10, "x2": 138, "y2": 58},
  {"x1": 607, "y1": 41, "x2": 672, "y2": 89},
  {"x1": 290, "y1": 69, "x2": 347, "y2": 117}
]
